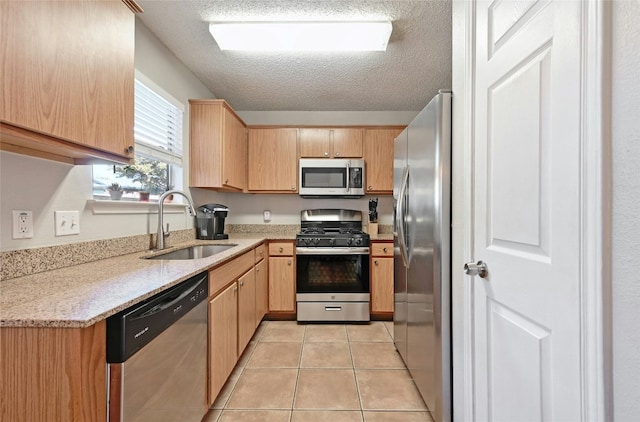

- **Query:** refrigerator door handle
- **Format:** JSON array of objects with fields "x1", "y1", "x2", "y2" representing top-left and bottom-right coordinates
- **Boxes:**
[{"x1": 397, "y1": 165, "x2": 410, "y2": 268}]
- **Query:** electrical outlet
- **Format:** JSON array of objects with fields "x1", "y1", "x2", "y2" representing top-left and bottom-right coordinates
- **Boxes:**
[
  {"x1": 12, "y1": 210, "x2": 34, "y2": 239},
  {"x1": 263, "y1": 210, "x2": 271, "y2": 222},
  {"x1": 55, "y1": 211, "x2": 80, "y2": 236}
]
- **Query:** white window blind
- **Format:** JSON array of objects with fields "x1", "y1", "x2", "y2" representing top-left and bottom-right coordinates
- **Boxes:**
[{"x1": 134, "y1": 79, "x2": 183, "y2": 165}]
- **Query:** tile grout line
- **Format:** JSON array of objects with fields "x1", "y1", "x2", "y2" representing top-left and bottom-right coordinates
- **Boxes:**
[
  {"x1": 347, "y1": 325, "x2": 367, "y2": 422},
  {"x1": 288, "y1": 322, "x2": 306, "y2": 421}
]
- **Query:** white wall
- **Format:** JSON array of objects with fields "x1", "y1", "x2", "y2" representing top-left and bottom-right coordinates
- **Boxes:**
[
  {"x1": 611, "y1": 1, "x2": 640, "y2": 419},
  {"x1": 0, "y1": 19, "x2": 215, "y2": 251}
]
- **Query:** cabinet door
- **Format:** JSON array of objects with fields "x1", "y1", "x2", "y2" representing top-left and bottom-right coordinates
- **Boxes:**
[
  {"x1": 208, "y1": 282, "x2": 238, "y2": 405},
  {"x1": 237, "y1": 268, "x2": 256, "y2": 355},
  {"x1": 189, "y1": 100, "x2": 246, "y2": 191},
  {"x1": 255, "y1": 259, "x2": 268, "y2": 327},
  {"x1": 0, "y1": 0, "x2": 136, "y2": 162},
  {"x1": 371, "y1": 257, "x2": 394, "y2": 313},
  {"x1": 299, "y1": 128, "x2": 331, "y2": 158},
  {"x1": 247, "y1": 128, "x2": 298, "y2": 192},
  {"x1": 364, "y1": 128, "x2": 403, "y2": 193},
  {"x1": 332, "y1": 128, "x2": 363, "y2": 158},
  {"x1": 268, "y1": 257, "x2": 295, "y2": 312},
  {"x1": 222, "y1": 108, "x2": 246, "y2": 190}
]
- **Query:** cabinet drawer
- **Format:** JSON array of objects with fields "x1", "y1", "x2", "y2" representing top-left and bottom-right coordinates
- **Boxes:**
[
  {"x1": 209, "y1": 250, "x2": 253, "y2": 296},
  {"x1": 254, "y1": 243, "x2": 266, "y2": 263},
  {"x1": 269, "y1": 241, "x2": 294, "y2": 256},
  {"x1": 297, "y1": 302, "x2": 369, "y2": 322},
  {"x1": 371, "y1": 242, "x2": 393, "y2": 257}
]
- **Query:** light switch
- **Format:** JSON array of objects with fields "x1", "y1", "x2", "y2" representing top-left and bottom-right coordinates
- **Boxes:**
[{"x1": 55, "y1": 211, "x2": 80, "y2": 236}]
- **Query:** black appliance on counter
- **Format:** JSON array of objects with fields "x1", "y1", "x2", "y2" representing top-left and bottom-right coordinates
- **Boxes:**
[
  {"x1": 295, "y1": 209, "x2": 371, "y2": 322},
  {"x1": 195, "y1": 204, "x2": 229, "y2": 240}
]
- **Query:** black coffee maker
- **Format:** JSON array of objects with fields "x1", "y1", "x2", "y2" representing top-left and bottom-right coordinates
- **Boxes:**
[{"x1": 195, "y1": 204, "x2": 229, "y2": 240}]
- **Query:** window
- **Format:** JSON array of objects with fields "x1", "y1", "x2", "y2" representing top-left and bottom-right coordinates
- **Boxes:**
[{"x1": 93, "y1": 75, "x2": 184, "y2": 201}]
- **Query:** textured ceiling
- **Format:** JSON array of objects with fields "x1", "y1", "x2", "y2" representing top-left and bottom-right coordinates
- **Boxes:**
[{"x1": 136, "y1": 1, "x2": 452, "y2": 111}]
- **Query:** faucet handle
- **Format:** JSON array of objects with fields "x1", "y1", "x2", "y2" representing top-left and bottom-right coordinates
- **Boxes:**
[{"x1": 164, "y1": 223, "x2": 170, "y2": 238}]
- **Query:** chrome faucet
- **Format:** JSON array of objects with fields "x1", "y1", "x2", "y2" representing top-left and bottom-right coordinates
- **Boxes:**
[{"x1": 156, "y1": 189, "x2": 197, "y2": 250}]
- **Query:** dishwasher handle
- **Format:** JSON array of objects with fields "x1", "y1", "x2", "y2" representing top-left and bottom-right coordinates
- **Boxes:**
[{"x1": 134, "y1": 273, "x2": 207, "y2": 320}]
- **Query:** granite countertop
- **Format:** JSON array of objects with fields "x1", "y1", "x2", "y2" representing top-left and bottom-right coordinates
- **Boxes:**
[
  {"x1": 0, "y1": 229, "x2": 391, "y2": 329},
  {"x1": 369, "y1": 233, "x2": 394, "y2": 241},
  {"x1": 0, "y1": 236, "x2": 277, "y2": 328}
]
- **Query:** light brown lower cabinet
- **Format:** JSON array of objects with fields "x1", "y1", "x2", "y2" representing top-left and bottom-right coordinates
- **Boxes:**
[
  {"x1": 255, "y1": 259, "x2": 268, "y2": 327},
  {"x1": 371, "y1": 241, "x2": 394, "y2": 314},
  {"x1": 0, "y1": 321, "x2": 107, "y2": 422},
  {"x1": 237, "y1": 267, "x2": 256, "y2": 354},
  {"x1": 268, "y1": 241, "x2": 296, "y2": 313},
  {"x1": 268, "y1": 256, "x2": 295, "y2": 312},
  {"x1": 208, "y1": 282, "x2": 238, "y2": 405},
  {"x1": 207, "y1": 244, "x2": 266, "y2": 406}
]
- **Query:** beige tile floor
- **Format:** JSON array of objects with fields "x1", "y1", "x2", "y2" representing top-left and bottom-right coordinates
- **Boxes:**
[{"x1": 203, "y1": 321, "x2": 434, "y2": 422}]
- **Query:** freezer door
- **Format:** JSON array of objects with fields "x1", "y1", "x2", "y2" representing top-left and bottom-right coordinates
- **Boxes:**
[
  {"x1": 393, "y1": 128, "x2": 409, "y2": 364},
  {"x1": 406, "y1": 92, "x2": 452, "y2": 422}
]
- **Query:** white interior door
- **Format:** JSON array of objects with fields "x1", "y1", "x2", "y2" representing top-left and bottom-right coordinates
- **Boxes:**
[{"x1": 471, "y1": 1, "x2": 583, "y2": 420}]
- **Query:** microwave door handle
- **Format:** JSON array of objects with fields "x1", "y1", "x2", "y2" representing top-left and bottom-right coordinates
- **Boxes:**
[{"x1": 346, "y1": 162, "x2": 350, "y2": 192}]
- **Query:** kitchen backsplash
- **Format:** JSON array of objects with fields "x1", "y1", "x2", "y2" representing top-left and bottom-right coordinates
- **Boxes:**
[
  {"x1": 0, "y1": 229, "x2": 195, "y2": 281},
  {"x1": 0, "y1": 224, "x2": 393, "y2": 281}
]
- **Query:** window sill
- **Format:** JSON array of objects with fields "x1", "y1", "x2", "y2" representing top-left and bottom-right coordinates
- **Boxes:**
[{"x1": 87, "y1": 199, "x2": 189, "y2": 215}]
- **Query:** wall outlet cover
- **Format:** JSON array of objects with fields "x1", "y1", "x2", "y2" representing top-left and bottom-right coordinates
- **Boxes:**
[{"x1": 12, "y1": 210, "x2": 34, "y2": 239}]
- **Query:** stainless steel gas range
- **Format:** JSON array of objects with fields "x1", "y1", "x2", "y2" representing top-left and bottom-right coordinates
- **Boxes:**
[{"x1": 295, "y1": 209, "x2": 371, "y2": 322}]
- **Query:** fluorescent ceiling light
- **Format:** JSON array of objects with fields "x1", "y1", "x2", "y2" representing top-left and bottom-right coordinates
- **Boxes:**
[{"x1": 209, "y1": 21, "x2": 392, "y2": 52}]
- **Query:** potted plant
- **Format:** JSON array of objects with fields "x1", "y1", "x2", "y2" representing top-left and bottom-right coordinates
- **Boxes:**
[
  {"x1": 107, "y1": 183, "x2": 124, "y2": 200},
  {"x1": 163, "y1": 185, "x2": 175, "y2": 203}
]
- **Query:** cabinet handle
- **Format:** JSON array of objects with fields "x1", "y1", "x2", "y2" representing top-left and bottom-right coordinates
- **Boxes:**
[
  {"x1": 233, "y1": 286, "x2": 238, "y2": 292},
  {"x1": 374, "y1": 260, "x2": 379, "y2": 266},
  {"x1": 324, "y1": 151, "x2": 329, "y2": 157},
  {"x1": 279, "y1": 247, "x2": 283, "y2": 253},
  {"x1": 259, "y1": 251, "x2": 264, "y2": 256},
  {"x1": 368, "y1": 185, "x2": 373, "y2": 190},
  {"x1": 383, "y1": 247, "x2": 388, "y2": 253},
  {"x1": 126, "y1": 145, "x2": 134, "y2": 154},
  {"x1": 240, "y1": 281, "x2": 244, "y2": 286},
  {"x1": 256, "y1": 268, "x2": 260, "y2": 273},
  {"x1": 225, "y1": 178, "x2": 229, "y2": 184},
  {"x1": 291, "y1": 185, "x2": 295, "y2": 190},
  {"x1": 335, "y1": 152, "x2": 340, "y2": 157},
  {"x1": 287, "y1": 260, "x2": 292, "y2": 265}
]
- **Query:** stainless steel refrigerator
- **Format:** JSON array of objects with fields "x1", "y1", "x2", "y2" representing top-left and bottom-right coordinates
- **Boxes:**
[{"x1": 394, "y1": 90, "x2": 452, "y2": 422}]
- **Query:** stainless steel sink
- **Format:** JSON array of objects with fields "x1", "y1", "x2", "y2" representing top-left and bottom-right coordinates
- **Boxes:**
[{"x1": 145, "y1": 244, "x2": 237, "y2": 260}]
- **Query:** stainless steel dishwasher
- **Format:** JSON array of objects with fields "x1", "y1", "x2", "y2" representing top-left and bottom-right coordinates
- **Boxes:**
[{"x1": 106, "y1": 272, "x2": 208, "y2": 422}]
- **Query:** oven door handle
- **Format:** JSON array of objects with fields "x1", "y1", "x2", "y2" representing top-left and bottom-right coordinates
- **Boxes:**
[{"x1": 295, "y1": 247, "x2": 370, "y2": 255}]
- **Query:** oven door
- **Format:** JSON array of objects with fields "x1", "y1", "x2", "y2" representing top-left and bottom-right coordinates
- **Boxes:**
[{"x1": 296, "y1": 247, "x2": 370, "y2": 296}]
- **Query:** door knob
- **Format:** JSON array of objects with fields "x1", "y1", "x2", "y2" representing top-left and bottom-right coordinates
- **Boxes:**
[{"x1": 464, "y1": 260, "x2": 488, "y2": 278}]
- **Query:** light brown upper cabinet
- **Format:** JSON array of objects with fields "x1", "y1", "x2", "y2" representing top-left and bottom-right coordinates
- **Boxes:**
[
  {"x1": 189, "y1": 100, "x2": 247, "y2": 191},
  {"x1": 0, "y1": 0, "x2": 141, "y2": 165},
  {"x1": 299, "y1": 128, "x2": 363, "y2": 158},
  {"x1": 247, "y1": 128, "x2": 298, "y2": 192},
  {"x1": 364, "y1": 127, "x2": 404, "y2": 194}
]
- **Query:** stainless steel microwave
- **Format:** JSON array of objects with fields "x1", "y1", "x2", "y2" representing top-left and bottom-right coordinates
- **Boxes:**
[{"x1": 299, "y1": 158, "x2": 365, "y2": 198}]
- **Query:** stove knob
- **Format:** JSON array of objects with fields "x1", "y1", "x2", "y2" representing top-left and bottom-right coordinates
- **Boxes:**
[
  {"x1": 329, "y1": 238, "x2": 336, "y2": 246},
  {"x1": 304, "y1": 238, "x2": 311, "y2": 245},
  {"x1": 346, "y1": 238, "x2": 352, "y2": 246},
  {"x1": 355, "y1": 238, "x2": 362, "y2": 246},
  {"x1": 313, "y1": 238, "x2": 320, "y2": 245}
]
